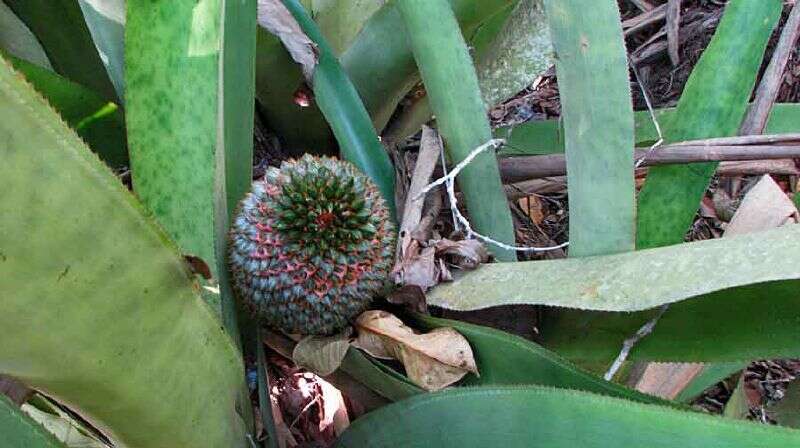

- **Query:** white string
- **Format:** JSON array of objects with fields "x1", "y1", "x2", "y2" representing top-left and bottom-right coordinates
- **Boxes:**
[
  {"x1": 631, "y1": 61, "x2": 664, "y2": 169},
  {"x1": 417, "y1": 138, "x2": 570, "y2": 253}
]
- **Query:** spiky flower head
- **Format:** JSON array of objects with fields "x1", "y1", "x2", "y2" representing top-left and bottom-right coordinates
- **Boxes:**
[{"x1": 229, "y1": 155, "x2": 396, "y2": 335}]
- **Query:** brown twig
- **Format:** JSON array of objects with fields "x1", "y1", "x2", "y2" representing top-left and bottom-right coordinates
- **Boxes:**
[
  {"x1": 628, "y1": 0, "x2": 657, "y2": 12},
  {"x1": 500, "y1": 133, "x2": 800, "y2": 183},
  {"x1": 623, "y1": 4, "x2": 666, "y2": 36},
  {"x1": 631, "y1": 10, "x2": 721, "y2": 65},
  {"x1": 666, "y1": 0, "x2": 682, "y2": 66},
  {"x1": 740, "y1": 3, "x2": 800, "y2": 134}
]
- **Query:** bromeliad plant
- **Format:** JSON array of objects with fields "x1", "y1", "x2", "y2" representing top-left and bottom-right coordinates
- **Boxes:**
[{"x1": 2, "y1": 0, "x2": 800, "y2": 447}]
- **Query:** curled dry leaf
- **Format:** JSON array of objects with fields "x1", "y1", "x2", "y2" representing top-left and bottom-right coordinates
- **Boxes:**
[
  {"x1": 393, "y1": 237, "x2": 489, "y2": 291},
  {"x1": 257, "y1": 0, "x2": 318, "y2": 81},
  {"x1": 434, "y1": 238, "x2": 489, "y2": 270},
  {"x1": 353, "y1": 310, "x2": 478, "y2": 391},
  {"x1": 291, "y1": 328, "x2": 352, "y2": 377}
]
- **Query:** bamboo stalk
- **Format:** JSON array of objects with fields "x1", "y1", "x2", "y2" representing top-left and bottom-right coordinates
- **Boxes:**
[{"x1": 499, "y1": 134, "x2": 800, "y2": 182}]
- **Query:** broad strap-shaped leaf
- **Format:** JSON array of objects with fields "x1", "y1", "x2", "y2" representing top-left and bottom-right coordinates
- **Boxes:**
[
  {"x1": 7, "y1": 55, "x2": 127, "y2": 168},
  {"x1": 407, "y1": 314, "x2": 675, "y2": 407},
  {"x1": 544, "y1": 0, "x2": 634, "y2": 256},
  {"x1": 77, "y1": 0, "x2": 126, "y2": 101},
  {"x1": 125, "y1": 0, "x2": 256, "y2": 338},
  {"x1": 0, "y1": 1, "x2": 51, "y2": 69},
  {"x1": 428, "y1": 225, "x2": 800, "y2": 362},
  {"x1": 429, "y1": 224, "x2": 800, "y2": 312},
  {"x1": 256, "y1": 0, "x2": 515, "y2": 155},
  {"x1": 385, "y1": 0, "x2": 553, "y2": 144},
  {"x1": 278, "y1": 0, "x2": 398, "y2": 219},
  {"x1": 0, "y1": 395, "x2": 66, "y2": 448},
  {"x1": 3, "y1": 0, "x2": 118, "y2": 101},
  {"x1": 397, "y1": 0, "x2": 517, "y2": 261},
  {"x1": 338, "y1": 386, "x2": 800, "y2": 447},
  {"x1": 636, "y1": 0, "x2": 782, "y2": 249},
  {"x1": 0, "y1": 55, "x2": 246, "y2": 447}
]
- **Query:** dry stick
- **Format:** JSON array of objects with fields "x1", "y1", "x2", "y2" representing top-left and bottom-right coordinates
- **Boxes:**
[
  {"x1": 623, "y1": 4, "x2": 666, "y2": 36},
  {"x1": 740, "y1": 3, "x2": 800, "y2": 134},
  {"x1": 399, "y1": 126, "x2": 442, "y2": 242},
  {"x1": 629, "y1": 0, "x2": 657, "y2": 12},
  {"x1": 501, "y1": 159, "x2": 800, "y2": 199},
  {"x1": 666, "y1": 0, "x2": 682, "y2": 66},
  {"x1": 500, "y1": 139, "x2": 800, "y2": 183},
  {"x1": 603, "y1": 305, "x2": 670, "y2": 381}
]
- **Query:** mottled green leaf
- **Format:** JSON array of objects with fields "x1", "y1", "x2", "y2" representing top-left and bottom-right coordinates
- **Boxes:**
[
  {"x1": 125, "y1": 0, "x2": 256, "y2": 338},
  {"x1": 0, "y1": 54, "x2": 246, "y2": 448},
  {"x1": 544, "y1": 0, "x2": 633, "y2": 256}
]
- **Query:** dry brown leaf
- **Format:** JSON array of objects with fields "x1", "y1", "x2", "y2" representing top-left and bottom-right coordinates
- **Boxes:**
[
  {"x1": 291, "y1": 328, "x2": 352, "y2": 377},
  {"x1": 517, "y1": 195, "x2": 545, "y2": 224},
  {"x1": 726, "y1": 175, "x2": 798, "y2": 235},
  {"x1": 257, "y1": 0, "x2": 318, "y2": 81},
  {"x1": 317, "y1": 377, "x2": 350, "y2": 436},
  {"x1": 353, "y1": 310, "x2": 478, "y2": 391},
  {"x1": 434, "y1": 238, "x2": 489, "y2": 270},
  {"x1": 395, "y1": 245, "x2": 439, "y2": 290}
]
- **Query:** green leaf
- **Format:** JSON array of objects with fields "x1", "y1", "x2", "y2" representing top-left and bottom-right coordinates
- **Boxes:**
[
  {"x1": 255, "y1": 0, "x2": 515, "y2": 154},
  {"x1": 0, "y1": 54, "x2": 247, "y2": 447},
  {"x1": 304, "y1": 0, "x2": 385, "y2": 55},
  {"x1": 543, "y1": 0, "x2": 633, "y2": 256},
  {"x1": 0, "y1": 395, "x2": 66, "y2": 448},
  {"x1": 77, "y1": 0, "x2": 126, "y2": 101},
  {"x1": 407, "y1": 313, "x2": 675, "y2": 407},
  {"x1": 336, "y1": 312, "x2": 675, "y2": 407},
  {"x1": 636, "y1": 0, "x2": 782, "y2": 249},
  {"x1": 385, "y1": 0, "x2": 553, "y2": 144},
  {"x1": 675, "y1": 362, "x2": 745, "y2": 403},
  {"x1": 338, "y1": 349, "x2": 423, "y2": 402},
  {"x1": 427, "y1": 225, "x2": 800, "y2": 362},
  {"x1": 279, "y1": 0, "x2": 398, "y2": 219},
  {"x1": 3, "y1": 0, "x2": 118, "y2": 101},
  {"x1": 397, "y1": 0, "x2": 517, "y2": 261},
  {"x1": 338, "y1": 386, "x2": 800, "y2": 447},
  {"x1": 771, "y1": 380, "x2": 800, "y2": 428},
  {"x1": 0, "y1": 1, "x2": 51, "y2": 69},
  {"x1": 428, "y1": 225, "x2": 800, "y2": 312},
  {"x1": 7, "y1": 54, "x2": 127, "y2": 168},
  {"x1": 723, "y1": 375, "x2": 751, "y2": 420},
  {"x1": 125, "y1": 0, "x2": 256, "y2": 336}
]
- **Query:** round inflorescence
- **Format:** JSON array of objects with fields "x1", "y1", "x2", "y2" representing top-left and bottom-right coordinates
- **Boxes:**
[{"x1": 229, "y1": 155, "x2": 396, "y2": 335}]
